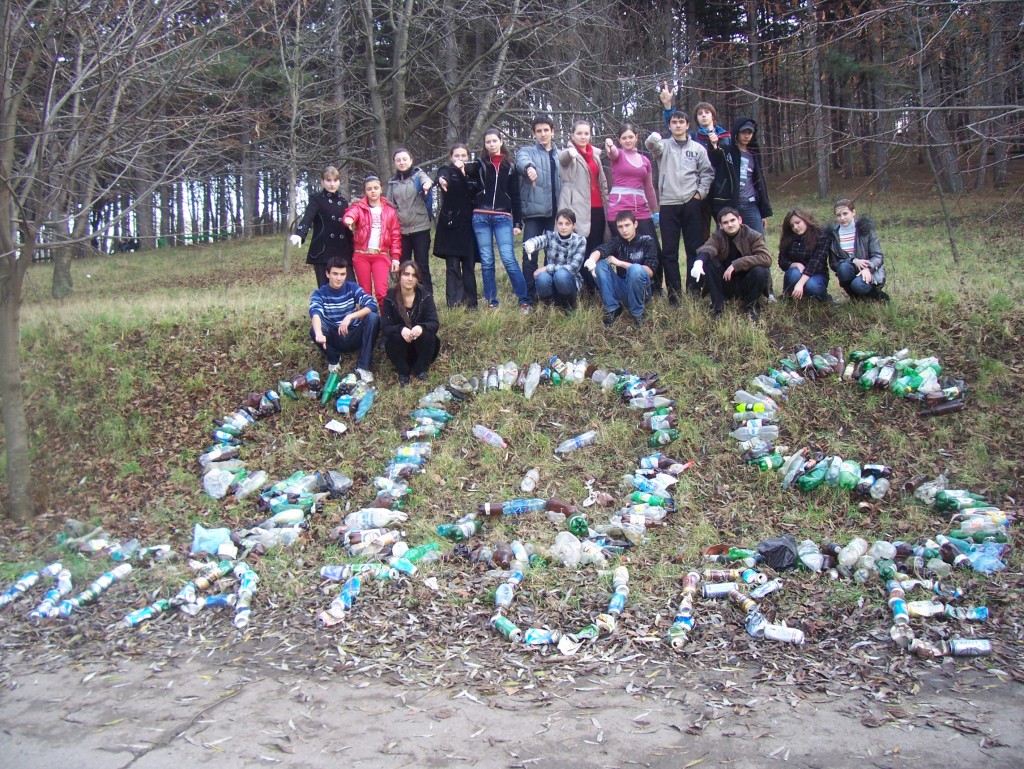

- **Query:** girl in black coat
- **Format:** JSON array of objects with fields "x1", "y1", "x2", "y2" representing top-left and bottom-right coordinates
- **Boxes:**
[
  {"x1": 433, "y1": 143, "x2": 480, "y2": 309},
  {"x1": 290, "y1": 165, "x2": 354, "y2": 287},
  {"x1": 381, "y1": 260, "x2": 441, "y2": 385}
]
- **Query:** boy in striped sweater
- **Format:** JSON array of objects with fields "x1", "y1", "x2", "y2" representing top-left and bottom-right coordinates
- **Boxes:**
[{"x1": 309, "y1": 257, "x2": 380, "y2": 380}]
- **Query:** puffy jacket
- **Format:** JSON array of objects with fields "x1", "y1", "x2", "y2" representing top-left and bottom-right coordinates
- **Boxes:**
[
  {"x1": 343, "y1": 197, "x2": 402, "y2": 261},
  {"x1": 516, "y1": 142, "x2": 561, "y2": 218},
  {"x1": 825, "y1": 216, "x2": 886, "y2": 287},
  {"x1": 387, "y1": 168, "x2": 434, "y2": 233},
  {"x1": 468, "y1": 156, "x2": 523, "y2": 228},
  {"x1": 707, "y1": 116, "x2": 773, "y2": 220}
]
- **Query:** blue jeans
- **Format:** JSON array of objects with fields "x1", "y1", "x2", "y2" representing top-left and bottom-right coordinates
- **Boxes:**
[
  {"x1": 596, "y1": 261, "x2": 651, "y2": 318},
  {"x1": 473, "y1": 213, "x2": 529, "y2": 306},
  {"x1": 310, "y1": 311, "x2": 379, "y2": 371},
  {"x1": 783, "y1": 267, "x2": 829, "y2": 300},
  {"x1": 535, "y1": 267, "x2": 578, "y2": 308},
  {"x1": 836, "y1": 261, "x2": 878, "y2": 298},
  {"x1": 737, "y1": 201, "x2": 764, "y2": 234}
]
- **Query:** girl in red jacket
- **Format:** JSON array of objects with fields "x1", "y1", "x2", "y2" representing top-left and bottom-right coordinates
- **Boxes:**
[{"x1": 343, "y1": 175, "x2": 402, "y2": 305}]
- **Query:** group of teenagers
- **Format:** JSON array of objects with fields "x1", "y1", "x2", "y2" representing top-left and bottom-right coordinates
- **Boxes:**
[{"x1": 292, "y1": 85, "x2": 888, "y2": 384}]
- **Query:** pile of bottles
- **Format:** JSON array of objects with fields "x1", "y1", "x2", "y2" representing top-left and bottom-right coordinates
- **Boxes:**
[
  {"x1": 591, "y1": 369, "x2": 679, "y2": 447},
  {"x1": 733, "y1": 345, "x2": 894, "y2": 501},
  {"x1": 842, "y1": 349, "x2": 967, "y2": 417}
]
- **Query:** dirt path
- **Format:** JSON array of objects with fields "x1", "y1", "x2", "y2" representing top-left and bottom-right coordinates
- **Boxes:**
[{"x1": 2, "y1": 650, "x2": 1020, "y2": 769}]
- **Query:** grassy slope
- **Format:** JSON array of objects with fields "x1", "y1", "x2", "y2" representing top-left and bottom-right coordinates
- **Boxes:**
[{"x1": 1, "y1": 168, "x2": 1022, "y2": 664}]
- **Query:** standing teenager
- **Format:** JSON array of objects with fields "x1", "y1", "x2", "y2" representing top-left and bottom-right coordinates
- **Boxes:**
[
  {"x1": 558, "y1": 119, "x2": 609, "y2": 296},
  {"x1": 467, "y1": 128, "x2": 530, "y2": 312},
  {"x1": 290, "y1": 165, "x2": 354, "y2": 287},
  {"x1": 387, "y1": 148, "x2": 435, "y2": 294},
  {"x1": 434, "y1": 143, "x2": 479, "y2": 309},
  {"x1": 605, "y1": 122, "x2": 661, "y2": 294},
  {"x1": 516, "y1": 116, "x2": 562, "y2": 301},
  {"x1": 343, "y1": 175, "x2": 402, "y2": 307}
]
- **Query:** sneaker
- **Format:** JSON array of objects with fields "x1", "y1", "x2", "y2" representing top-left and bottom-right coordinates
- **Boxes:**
[
  {"x1": 602, "y1": 308, "x2": 622, "y2": 327},
  {"x1": 488, "y1": 301, "x2": 500, "y2": 309},
  {"x1": 355, "y1": 368, "x2": 374, "y2": 383},
  {"x1": 767, "y1": 292, "x2": 778, "y2": 304},
  {"x1": 327, "y1": 363, "x2": 340, "y2": 374},
  {"x1": 876, "y1": 289, "x2": 891, "y2": 303},
  {"x1": 519, "y1": 303, "x2": 532, "y2": 315},
  {"x1": 414, "y1": 371, "x2": 428, "y2": 382},
  {"x1": 746, "y1": 307, "x2": 761, "y2": 322},
  {"x1": 630, "y1": 313, "x2": 647, "y2": 326},
  {"x1": 398, "y1": 374, "x2": 410, "y2": 386}
]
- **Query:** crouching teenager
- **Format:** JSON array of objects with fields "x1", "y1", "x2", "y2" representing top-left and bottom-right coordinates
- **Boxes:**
[
  {"x1": 825, "y1": 199, "x2": 888, "y2": 302},
  {"x1": 309, "y1": 257, "x2": 380, "y2": 381},
  {"x1": 691, "y1": 207, "x2": 771, "y2": 320},
  {"x1": 381, "y1": 261, "x2": 441, "y2": 386},
  {"x1": 522, "y1": 208, "x2": 586, "y2": 311},
  {"x1": 585, "y1": 211, "x2": 659, "y2": 326}
]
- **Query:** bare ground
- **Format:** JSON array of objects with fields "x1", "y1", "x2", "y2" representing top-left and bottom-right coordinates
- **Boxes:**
[{"x1": 1, "y1": 643, "x2": 1021, "y2": 769}]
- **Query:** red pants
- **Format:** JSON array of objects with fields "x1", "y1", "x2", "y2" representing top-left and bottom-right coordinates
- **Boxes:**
[{"x1": 352, "y1": 251, "x2": 393, "y2": 306}]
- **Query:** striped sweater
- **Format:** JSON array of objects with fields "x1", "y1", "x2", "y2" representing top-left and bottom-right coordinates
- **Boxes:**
[
  {"x1": 523, "y1": 230, "x2": 587, "y2": 290},
  {"x1": 309, "y1": 281, "x2": 379, "y2": 330}
]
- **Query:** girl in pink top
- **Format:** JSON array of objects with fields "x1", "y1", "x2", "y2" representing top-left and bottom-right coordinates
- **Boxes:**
[{"x1": 605, "y1": 122, "x2": 663, "y2": 291}]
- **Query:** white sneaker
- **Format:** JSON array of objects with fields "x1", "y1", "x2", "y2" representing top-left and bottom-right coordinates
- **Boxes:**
[
  {"x1": 327, "y1": 363, "x2": 340, "y2": 374},
  {"x1": 355, "y1": 368, "x2": 374, "y2": 383}
]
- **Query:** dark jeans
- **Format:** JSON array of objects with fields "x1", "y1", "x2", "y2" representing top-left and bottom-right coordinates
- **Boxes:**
[
  {"x1": 401, "y1": 230, "x2": 433, "y2": 295},
  {"x1": 704, "y1": 262, "x2": 770, "y2": 313},
  {"x1": 837, "y1": 261, "x2": 882, "y2": 299},
  {"x1": 635, "y1": 217, "x2": 663, "y2": 293},
  {"x1": 384, "y1": 330, "x2": 440, "y2": 376},
  {"x1": 783, "y1": 267, "x2": 829, "y2": 300},
  {"x1": 659, "y1": 198, "x2": 705, "y2": 300},
  {"x1": 311, "y1": 312, "x2": 380, "y2": 371},
  {"x1": 522, "y1": 215, "x2": 555, "y2": 302},
  {"x1": 444, "y1": 255, "x2": 478, "y2": 309},
  {"x1": 581, "y1": 207, "x2": 606, "y2": 296}
]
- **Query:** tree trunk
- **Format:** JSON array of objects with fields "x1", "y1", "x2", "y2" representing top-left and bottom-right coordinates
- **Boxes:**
[
  {"x1": 920, "y1": 59, "x2": 964, "y2": 193},
  {"x1": 0, "y1": 244, "x2": 33, "y2": 521},
  {"x1": 869, "y1": 17, "x2": 889, "y2": 191},
  {"x1": 746, "y1": 0, "x2": 761, "y2": 122},
  {"x1": 808, "y1": 1, "x2": 828, "y2": 199},
  {"x1": 242, "y1": 134, "x2": 258, "y2": 238}
]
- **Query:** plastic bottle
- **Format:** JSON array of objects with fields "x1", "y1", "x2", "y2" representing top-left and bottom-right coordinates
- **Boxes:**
[
  {"x1": 838, "y1": 537, "x2": 869, "y2": 568},
  {"x1": 234, "y1": 470, "x2": 268, "y2": 501},
  {"x1": 796, "y1": 461, "x2": 828, "y2": 492},
  {"x1": 837, "y1": 460, "x2": 862, "y2": 491},
  {"x1": 778, "y1": 449, "x2": 807, "y2": 489},
  {"x1": 554, "y1": 430, "x2": 597, "y2": 454},
  {"x1": 797, "y1": 540, "x2": 824, "y2": 572},
  {"x1": 648, "y1": 429, "x2": 680, "y2": 447},
  {"x1": 521, "y1": 363, "x2": 542, "y2": 400},
  {"x1": 750, "y1": 452, "x2": 784, "y2": 471},
  {"x1": 344, "y1": 508, "x2": 409, "y2": 530},
  {"x1": 628, "y1": 395, "x2": 675, "y2": 409},
  {"x1": 478, "y1": 498, "x2": 547, "y2": 516},
  {"x1": 436, "y1": 515, "x2": 482, "y2": 541},
  {"x1": 472, "y1": 424, "x2": 508, "y2": 448},
  {"x1": 729, "y1": 424, "x2": 779, "y2": 442},
  {"x1": 549, "y1": 531, "x2": 582, "y2": 567},
  {"x1": 642, "y1": 414, "x2": 677, "y2": 431}
]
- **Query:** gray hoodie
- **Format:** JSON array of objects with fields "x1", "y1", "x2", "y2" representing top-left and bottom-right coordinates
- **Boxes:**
[{"x1": 644, "y1": 132, "x2": 714, "y2": 206}]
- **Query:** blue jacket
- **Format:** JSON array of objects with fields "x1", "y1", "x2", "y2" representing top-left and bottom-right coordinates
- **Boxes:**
[{"x1": 515, "y1": 141, "x2": 562, "y2": 219}]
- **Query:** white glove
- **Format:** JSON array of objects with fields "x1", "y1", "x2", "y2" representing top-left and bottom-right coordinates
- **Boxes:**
[
  {"x1": 523, "y1": 242, "x2": 534, "y2": 256},
  {"x1": 690, "y1": 260, "x2": 704, "y2": 281},
  {"x1": 289, "y1": 234, "x2": 302, "y2": 247}
]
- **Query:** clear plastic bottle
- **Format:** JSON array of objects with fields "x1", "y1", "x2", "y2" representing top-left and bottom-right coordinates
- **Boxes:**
[
  {"x1": 729, "y1": 424, "x2": 779, "y2": 442},
  {"x1": 520, "y1": 467, "x2": 540, "y2": 493},
  {"x1": 523, "y1": 363, "x2": 542, "y2": 400},
  {"x1": 838, "y1": 537, "x2": 869, "y2": 568},
  {"x1": 472, "y1": 424, "x2": 508, "y2": 448},
  {"x1": 555, "y1": 430, "x2": 597, "y2": 454}
]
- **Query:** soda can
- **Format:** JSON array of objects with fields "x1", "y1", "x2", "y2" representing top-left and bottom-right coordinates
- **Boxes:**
[
  {"x1": 728, "y1": 589, "x2": 757, "y2": 615},
  {"x1": 946, "y1": 639, "x2": 992, "y2": 657},
  {"x1": 523, "y1": 627, "x2": 562, "y2": 645},
  {"x1": 490, "y1": 614, "x2": 523, "y2": 642},
  {"x1": 702, "y1": 582, "x2": 736, "y2": 599},
  {"x1": 907, "y1": 599, "x2": 944, "y2": 618},
  {"x1": 607, "y1": 590, "x2": 626, "y2": 616},
  {"x1": 943, "y1": 606, "x2": 988, "y2": 622},
  {"x1": 703, "y1": 568, "x2": 740, "y2": 582},
  {"x1": 763, "y1": 624, "x2": 805, "y2": 645},
  {"x1": 595, "y1": 613, "x2": 617, "y2": 633},
  {"x1": 573, "y1": 623, "x2": 600, "y2": 641},
  {"x1": 666, "y1": 624, "x2": 690, "y2": 649},
  {"x1": 750, "y1": 579, "x2": 782, "y2": 600},
  {"x1": 889, "y1": 598, "x2": 909, "y2": 625},
  {"x1": 741, "y1": 569, "x2": 767, "y2": 585}
]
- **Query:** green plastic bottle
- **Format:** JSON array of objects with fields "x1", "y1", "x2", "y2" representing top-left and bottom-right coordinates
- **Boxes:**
[
  {"x1": 648, "y1": 429, "x2": 680, "y2": 447},
  {"x1": 796, "y1": 461, "x2": 828, "y2": 492},
  {"x1": 749, "y1": 452, "x2": 784, "y2": 471},
  {"x1": 838, "y1": 460, "x2": 862, "y2": 490},
  {"x1": 403, "y1": 542, "x2": 441, "y2": 562},
  {"x1": 567, "y1": 513, "x2": 589, "y2": 537},
  {"x1": 321, "y1": 371, "x2": 341, "y2": 405},
  {"x1": 436, "y1": 516, "x2": 482, "y2": 542}
]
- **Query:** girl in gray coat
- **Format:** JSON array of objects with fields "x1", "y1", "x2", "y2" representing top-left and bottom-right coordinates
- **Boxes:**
[{"x1": 388, "y1": 148, "x2": 435, "y2": 294}]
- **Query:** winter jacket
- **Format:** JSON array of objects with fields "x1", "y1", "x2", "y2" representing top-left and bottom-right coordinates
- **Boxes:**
[
  {"x1": 343, "y1": 197, "x2": 402, "y2": 261},
  {"x1": 380, "y1": 286, "x2": 440, "y2": 342},
  {"x1": 387, "y1": 168, "x2": 434, "y2": 234},
  {"x1": 557, "y1": 145, "x2": 609, "y2": 239},
  {"x1": 293, "y1": 189, "x2": 354, "y2": 265},
  {"x1": 778, "y1": 229, "x2": 829, "y2": 278},
  {"x1": 432, "y1": 163, "x2": 479, "y2": 260},
  {"x1": 707, "y1": 116, "x2": 773, "y2": 220},
  {"x1": 467, "y1": 156, "x2": 523, "y2": 228},
  {"x1": 644, "y1": 132, "x2": 713, "y2": 206},
  {"x1": 522, "y1": 230, "x2": 587, "y2": 291},
  {"x1": 596, "y1": 234, "x2": 660, "y2": 277},
  {"x1": 696, "y1": 224, "x2": 772, "y2": 273},
  {"x1": 516, "y1": 141, "x2": 562, "y2": 219},
  {"x1": 825, "y1": 216, "x2": 886, "y2": 287}
]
